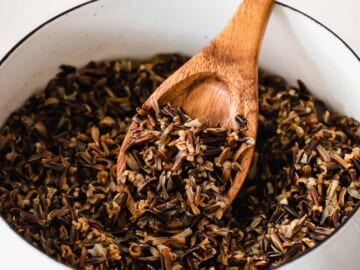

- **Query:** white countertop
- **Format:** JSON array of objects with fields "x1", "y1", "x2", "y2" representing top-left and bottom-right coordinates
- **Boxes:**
[{"x1": 0, "y1": 1, "x2": 359, "y2": 269}]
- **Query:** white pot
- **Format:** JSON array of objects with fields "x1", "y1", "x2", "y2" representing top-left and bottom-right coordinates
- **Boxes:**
[{"x1": 0, "y1": 0, "x2": 359, "y2": 269}]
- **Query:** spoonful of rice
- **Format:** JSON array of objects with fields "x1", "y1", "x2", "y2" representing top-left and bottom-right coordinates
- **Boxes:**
[{"x1": 117, "y1": 0, "x2": 274, "y2": 218}]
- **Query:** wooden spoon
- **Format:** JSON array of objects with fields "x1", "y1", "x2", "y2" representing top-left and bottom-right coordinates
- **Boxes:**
[{"x1": 117, "y1": 0, "x2": 274, "y2": 211}]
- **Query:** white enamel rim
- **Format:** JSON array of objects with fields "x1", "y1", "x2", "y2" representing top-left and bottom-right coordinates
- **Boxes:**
[{"x1": 0, "y1": 1, "x2": 359, "y2": 269}]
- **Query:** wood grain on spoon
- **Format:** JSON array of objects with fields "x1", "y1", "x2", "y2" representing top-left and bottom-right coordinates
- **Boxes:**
[{"x1": 117, "y1": 0, "x2": 274, "y2": 212}]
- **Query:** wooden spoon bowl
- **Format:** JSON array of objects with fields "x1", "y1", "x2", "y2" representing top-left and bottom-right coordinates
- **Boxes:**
[{"x1": 117, "y1": 0, "x2": 274, "y2": 210}]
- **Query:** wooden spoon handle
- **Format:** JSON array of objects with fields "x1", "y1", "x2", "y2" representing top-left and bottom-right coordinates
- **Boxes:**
[
  {"x1": 204, "y1": 0, "x2": 274, "y2": 65},
  {"x1": 146, "y1": 0, "x2": 274, "y2": 111}
]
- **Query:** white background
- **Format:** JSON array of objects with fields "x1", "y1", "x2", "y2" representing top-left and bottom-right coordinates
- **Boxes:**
[{"x1": 0, "y1": 0, "x2": 359, "y2": 269}]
